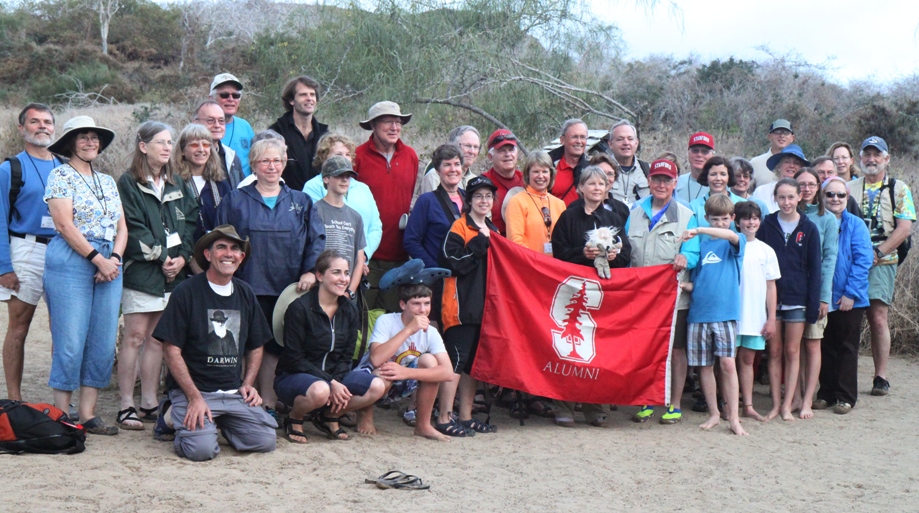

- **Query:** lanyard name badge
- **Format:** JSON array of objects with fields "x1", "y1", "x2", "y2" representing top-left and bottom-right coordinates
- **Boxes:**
[{"x1": 77, "y1": 167, "x2": 114, "y2": 240}]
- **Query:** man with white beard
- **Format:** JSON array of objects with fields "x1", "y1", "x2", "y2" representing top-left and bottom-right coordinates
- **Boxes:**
[
  {"x1": 847, "y1": 136, "x2": 916, "y2": 397},
  {"x1": 0, "y1": 103, "x2": 61, "y2": 401}
]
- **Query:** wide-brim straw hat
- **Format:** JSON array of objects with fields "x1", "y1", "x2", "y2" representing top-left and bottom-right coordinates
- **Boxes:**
[
  {"x1": 193, "y1": 224, "x2": 251, "y2": 270},
  {"x1": 47, "y1": 115, "x2": 116, "y2": 157},
  {"x1": 359, "y1": 101, "x2": 412, "y2": 130},
  {"x1": 272, "y1": 283, "x2": 307, "y2": 347}
]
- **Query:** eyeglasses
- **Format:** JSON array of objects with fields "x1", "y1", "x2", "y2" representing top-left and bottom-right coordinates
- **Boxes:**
[
  {"x1": 799, "y1": 183, "x2": 818, "y2": 190},
  {"x1": 188, "y1": 141, "x2": 212, "y2": 150},
  {"x1": 459, "y1": 143, "x2": 481, "y2": 152},
  {"x1": 832, "y1": 156, "x2": 851, "y2": 161},
  {"x1": 771, "y1": 129, "x2": 793, "y2": 136},
  {"x1": 195, "y1": 117, "x2": 226, "y2": 127},
  {"x1": 151, "y1": 139, "x2": 174, "y2": 147},
  {"x1": 256, "y1": 158, "x2": 283, "y2": 168},
  {"x1": 471, "y1": 193, "x2": 494, "y2": 201},
  {"x1": 825, "y1": 191, "x2": 848, "y2": 199},
  {"x1": 377, "y1": 119, "x2": 402, "y2": 127},
  {"x1": 689, "y1": 148, "x2": 713, "y2": 155},
  {"x1": 489, "y1": 134, "x2": 516, "y2": 148},
  {"x1": 650, "y1": 175, "x2": 674, "y2": 184},
  {"x1": 218, "y1": 92, "x2": 241, "y2": 100}
]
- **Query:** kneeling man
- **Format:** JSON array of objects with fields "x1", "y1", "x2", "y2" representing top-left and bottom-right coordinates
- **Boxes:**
[{"x1": 152, "y1": 225, "x2": 277, "y2": 461}]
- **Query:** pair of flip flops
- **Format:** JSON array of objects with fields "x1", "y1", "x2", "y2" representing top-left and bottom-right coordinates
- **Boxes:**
[{"x1": 364, "y1": 471, "x2": 430, "y2": 490}]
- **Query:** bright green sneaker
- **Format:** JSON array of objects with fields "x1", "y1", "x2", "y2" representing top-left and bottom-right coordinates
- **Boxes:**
[
  {"x1": 631, "y1": 405, "x2": 655, "y2": 423},
  {"x1": 659, "y1": 405, "x2": 682, "y2": 425}
]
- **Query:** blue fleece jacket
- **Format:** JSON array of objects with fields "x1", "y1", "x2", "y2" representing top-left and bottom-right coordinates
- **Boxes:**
[
  {"x1": 215, "y1": 183, "x2": 325, "y2": 296},
  {"x1": 404, "y1": 188, "x2": 463, "y2": 268},
  {"x1": 832, "y1": 211, "x2": 873, "y2": 310},
  {"x1": 757, "y1": 212, "x2": 822, "y2": 324},
  {"x1": 803, "y1": 203, "x2": 838, "y2": 305}
]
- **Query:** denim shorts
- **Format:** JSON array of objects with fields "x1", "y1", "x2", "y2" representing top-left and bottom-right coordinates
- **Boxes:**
[
  {"x1": 44, "y1": 237, "x2": 122, "y2": 391},
  {"x1": 776, "y1": 307, "x2": 806, "y2": 323},
  {"x1": 274, "y1": 370, "x2": 377, "y2": 407}
]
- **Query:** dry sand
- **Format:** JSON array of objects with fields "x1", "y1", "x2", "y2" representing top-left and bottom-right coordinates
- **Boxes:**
[{"x1": 1, "y1": 302, "x2": 917, "y2": 513}]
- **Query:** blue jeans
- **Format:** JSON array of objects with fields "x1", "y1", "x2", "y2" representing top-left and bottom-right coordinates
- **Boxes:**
[{"x1": 44, "y1": 236, "x2": 123, "y2": 391}]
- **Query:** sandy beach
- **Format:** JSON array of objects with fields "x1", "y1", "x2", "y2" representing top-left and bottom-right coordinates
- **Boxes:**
[{"x1": 1, "y1": 301, "x2": 917, "y2": 513}]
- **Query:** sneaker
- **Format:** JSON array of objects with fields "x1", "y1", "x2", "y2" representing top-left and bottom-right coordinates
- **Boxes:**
[
  {"x1": 631, "y1": 405, "x2": 654, "y2": 423},
  {"x1": 812, "y1": 399, "x2": 832, "y2": 410},
  {"x1": 659, "y1": 405, "x2": 682, "y2": 425},
  {"x1": 834, "y1": 402, "x2": 853, "y2": 415},
  {"x1": 691, "y1": 396, "x2": 709, "y2": 413},
  {"x1": 871, "y1": 376, "x2": 890, "y2": 396},
  {"x1": 153, "y1": 398, "x2": 175, "y2": 442},
  {"x1": 402, "y1": 409, "x2": 417, "y2": 427}
]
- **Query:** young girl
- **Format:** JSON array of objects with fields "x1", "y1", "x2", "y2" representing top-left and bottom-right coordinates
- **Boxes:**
[
  {"x1": 794, "y1": 168, "x2": 838, "y2": 419},
  {"x1": 756, "y1": 178, "x2": 822, "y2": 422}
]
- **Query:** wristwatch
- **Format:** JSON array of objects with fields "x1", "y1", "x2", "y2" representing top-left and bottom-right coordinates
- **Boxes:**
[
  {"x1": 874, "y1": 247, "x2": 884, "y2": 258},
  {"x1": 346, "y1": 289, "x2": 356, "y2": 300}
]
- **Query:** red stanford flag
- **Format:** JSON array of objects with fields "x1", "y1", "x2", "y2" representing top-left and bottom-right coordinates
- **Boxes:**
[{"x1": 472, "y1": 236, "x2": 679, "y2": 406}]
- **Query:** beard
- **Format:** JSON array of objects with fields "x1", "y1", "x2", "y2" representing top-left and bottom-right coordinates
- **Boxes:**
[
  {"x1": 862, "y1": 162, "x2": 885, "y2": 176},
  {"x1": 23, "y1": 131, "x2": 52, "y2": 148}
]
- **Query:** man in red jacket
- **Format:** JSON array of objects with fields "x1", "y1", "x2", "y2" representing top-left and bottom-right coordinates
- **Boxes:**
[
  {"x1": 481, "y1": 129, "x2": 523, "y2": 234},
  {"x1": 353, "y1": 101, "x2": 419, "y2": 312}
]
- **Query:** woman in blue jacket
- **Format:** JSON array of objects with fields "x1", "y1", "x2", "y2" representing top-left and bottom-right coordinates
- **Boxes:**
[
  {"x1": 215, "y1": 136, "x2": 326, "y2": 417},
  {"x1": 816, "y1": 177, "x2": 872, "y2": 414},
  {"x1": 794, "y1": 167, "x2": 837, "y2": 419},
  {"x1": 756, "y1": 178, "x2": 822, "y2": 422},
  {"x1": 404, "y1": 143, "x2": 465, "y2": 322}
]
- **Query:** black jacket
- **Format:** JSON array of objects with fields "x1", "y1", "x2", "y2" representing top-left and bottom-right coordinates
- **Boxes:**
[
  {"x1": 276, "y1": 287, "x2": 358, "y2": 382},
  {"x1": 440, "y1": 214, "x2": 497, "y2": 328},
  {"x1": 552, "y1": 198, "x2": 631, "y2": 268},
  {"x1": 269, "y1": 111, "x2": 329, "y2": 192},
  {"x1": 757, "y1": 212, "x2": 823, "y2": 324}
]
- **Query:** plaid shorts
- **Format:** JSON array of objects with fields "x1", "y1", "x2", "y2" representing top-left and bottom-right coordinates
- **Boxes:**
[{"x1": 687, "y1": 321, "x2": 737, "y2": 366}]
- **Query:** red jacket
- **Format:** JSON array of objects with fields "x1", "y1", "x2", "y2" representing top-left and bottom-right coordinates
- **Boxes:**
[
  {"x1": 354, "y1": 137, "x2": 419, "y2": 262},
  {"x1": 481, "y1": 168, "x2": 523, "y2": 234}
]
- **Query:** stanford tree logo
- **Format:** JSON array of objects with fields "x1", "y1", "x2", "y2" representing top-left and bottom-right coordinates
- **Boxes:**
[{"x1": 550, "y1": 277, "x2": 603, "y2": 364}]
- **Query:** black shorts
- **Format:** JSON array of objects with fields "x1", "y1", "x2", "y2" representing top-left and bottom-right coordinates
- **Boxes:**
[{"x1": 443, "y1": 324, "x2": 481, "y2": 375}]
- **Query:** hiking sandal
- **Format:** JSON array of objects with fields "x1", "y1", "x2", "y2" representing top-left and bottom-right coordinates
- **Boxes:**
[
  {"x1": 285, "y1": 417, "x2": 309, "y2": 444},
  {"x1": 526, "y1": 399, "x2": 555, "y2": 418},
  {"x1": 461, "y1": 418, "x2": 497, "y2": 434},
  {"x1": 116, "y1": 407, "x2": 145, "y2": 431},
  {"x1": 137, "y1": 405, "x2": 158, "y2": 423},
  {"x1": 434, "y1": 419, "x2": 468, "y2": 437},
  {"x1": 311, "y1": 415, "x2": 351, "y2": 441}
]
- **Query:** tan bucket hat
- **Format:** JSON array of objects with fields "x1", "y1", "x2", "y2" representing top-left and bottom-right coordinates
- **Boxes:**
[
  {"x1": 272, "y1": 283, "x2": 308, "y2": 347},
  {"x1": 359, "y1": 101, "x2": 412, "y2": 130},
  {"x1": 47, "y1": 116, "x2": 116, "y2": 157},
  {"x1": 193, "y1": 224, "x2": 251, "y2": 270}
]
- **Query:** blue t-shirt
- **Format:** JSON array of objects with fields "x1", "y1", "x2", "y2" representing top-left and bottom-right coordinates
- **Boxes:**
[
  {"x1": 224, "y1": 117, "x2": 255, "y2": 177},
  {"x1": 687, "y1": 235, "x2": 745, "y2": 324},
  {"x1": 0, "y1": 151, "x2": 63, "y2": 273},
  {"x1": 262, "y1": 195, "x2": 278, "y2": 210}
]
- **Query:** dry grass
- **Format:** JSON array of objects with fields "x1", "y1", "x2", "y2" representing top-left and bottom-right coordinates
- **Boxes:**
[{"x1": 2, "y1": 103, "x2": 918, "y2": 351}]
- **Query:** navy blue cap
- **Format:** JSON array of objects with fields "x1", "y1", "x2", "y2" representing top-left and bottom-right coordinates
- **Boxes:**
[
  {"x1": 464, "y1": 176, "x2": 498, "y2": 203},
  {"x1": 766, "y1": 144, "x2": 810, "y2": 171},
  {"x1": 860, "y1": 136, "x2": 888, "y2": 154},
  {"x1": 380, "y1": 259, "x2": 451, "y2": 291}
]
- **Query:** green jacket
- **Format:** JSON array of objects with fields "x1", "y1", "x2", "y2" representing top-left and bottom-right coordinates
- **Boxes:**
[{"x1": 117, "y1": 172, "x2": 199, "y2": 297}]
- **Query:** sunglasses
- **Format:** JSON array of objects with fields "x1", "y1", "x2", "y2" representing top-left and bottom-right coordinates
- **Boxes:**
[
  {"x1": 489, "y1": 134, "x2": 516, "y2": 147},
  {"x1": 825, "y1": 191, "x2": 848, "y2": 199},
  {"x1": 541, "y1": 206, "x2": 551, "y2": 228},
  {"x1": 188, "y1": 141, "x2": 212, "y2": 150},
  {"x1": 218, "y1": 92, "x2": 242, "y2": 100}
]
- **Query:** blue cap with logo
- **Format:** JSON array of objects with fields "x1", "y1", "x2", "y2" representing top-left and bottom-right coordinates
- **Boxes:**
[{"x1": 860, "y1": 136, "x2": 888, "y2": 154}]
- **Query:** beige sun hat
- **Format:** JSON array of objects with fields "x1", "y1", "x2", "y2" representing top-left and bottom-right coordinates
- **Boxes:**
[
  {"x1": 47, "y1": 116, "x2": 116, "y2": 157},
  {"x1": 359, "y1": 101, "x2": 412, "y2": 130},
  {"x1": 193, "y1": 224, "x2": 251, "y2": 270},
  {"x1": 272, "y1": 282, "x2": 308, "y2": 347}
]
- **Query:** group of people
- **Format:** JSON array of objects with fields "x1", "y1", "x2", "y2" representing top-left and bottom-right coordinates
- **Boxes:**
[{"x1": 0, "y1": 71, "x2": 914, "y2": 459}]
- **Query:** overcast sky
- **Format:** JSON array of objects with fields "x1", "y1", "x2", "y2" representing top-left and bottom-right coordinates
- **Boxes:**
[{"x1": 592, "y1": 0, "x2": 919, "y2": 85}]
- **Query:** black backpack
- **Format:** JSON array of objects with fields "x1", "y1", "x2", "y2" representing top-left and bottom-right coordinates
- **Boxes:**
[
  {"x1": 888, "y1": 178, "x2": 912, "y2": 266},
  {"x1": 0, "y1": 400, "x2": 86, "y2": 455},
  {"x1": 5, "y1": 156, "x2": 23, "y2": 225}
]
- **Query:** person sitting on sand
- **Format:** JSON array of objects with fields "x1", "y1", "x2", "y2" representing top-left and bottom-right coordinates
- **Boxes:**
[
  {"x1": 273, "y1": 249, "x2": 386, "y2": 443},
  {"x1": 680, "y1": 195, "x2": 747, "y2": 436},
  {"x1": 354, "y1": 259, "x2": 455, "y2": 441}
]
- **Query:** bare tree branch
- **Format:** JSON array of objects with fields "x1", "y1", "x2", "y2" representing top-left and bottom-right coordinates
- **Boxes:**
[{"x1": 414, "y1": 97, "x2": 529, "y2": 154}]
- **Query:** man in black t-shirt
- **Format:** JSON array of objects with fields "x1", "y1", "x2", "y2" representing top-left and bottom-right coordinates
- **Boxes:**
[{"x1": 152, "y1": 225, "x2": 277, "y2": 461}]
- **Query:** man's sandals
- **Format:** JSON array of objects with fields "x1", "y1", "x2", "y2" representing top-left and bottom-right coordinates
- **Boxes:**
[
  {"x1": 364, "y1": 470, "x2": 430, "y2": 490},
  {"x1": 285, "y1": 417, "x2": 309, "y2": 444},
  {"x1": 311, "y1": 415, "x2": 351, "y2": 441}
]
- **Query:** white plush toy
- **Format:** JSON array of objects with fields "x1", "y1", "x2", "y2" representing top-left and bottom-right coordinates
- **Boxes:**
[{"x1": 585, "y1": 226, "x2": 622, "y2": 279}]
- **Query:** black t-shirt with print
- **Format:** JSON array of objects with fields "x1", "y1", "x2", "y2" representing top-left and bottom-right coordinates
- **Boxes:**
[{"x1": 153, "y1": 273, "x2": 272, "y2": 393}]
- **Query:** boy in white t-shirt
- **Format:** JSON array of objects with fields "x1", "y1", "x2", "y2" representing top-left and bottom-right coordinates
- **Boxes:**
[
  {"x1": 357, "y1": 261, "x2": 454, "y2": 441},
  {"x1": 734, "y1": 201, "x2": 780, "y2": 422}
]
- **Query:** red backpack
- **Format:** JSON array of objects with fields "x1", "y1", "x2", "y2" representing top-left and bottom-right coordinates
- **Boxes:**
[{"x1": 0, "y1": 400, "x2": 86, "y2": 454}]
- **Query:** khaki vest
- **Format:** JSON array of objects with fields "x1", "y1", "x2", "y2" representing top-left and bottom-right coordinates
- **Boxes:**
[
  {"x1": 849, "y1": 175, "x2": 907, "y2": 241},
  {"x1": 627, "y1": 200, "x2": 695, "y2": 309}
]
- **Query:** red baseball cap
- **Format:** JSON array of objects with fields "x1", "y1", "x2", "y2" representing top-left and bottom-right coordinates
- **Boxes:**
[
  {"x1": 688, "y1": 131, "x2": 715, "y2": 150},
  {"x1": 648, "y1": 159, "x2": 677, "y2": 179},
  {"x1": 487, "y1": 129, "x2": 517, "y2": 150}
]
